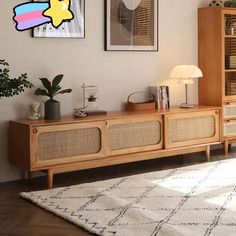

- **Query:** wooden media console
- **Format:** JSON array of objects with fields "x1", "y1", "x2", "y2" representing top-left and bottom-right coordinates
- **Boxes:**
[{"x1": 9, "y1": 106, "x2": 220, "y2": 188}]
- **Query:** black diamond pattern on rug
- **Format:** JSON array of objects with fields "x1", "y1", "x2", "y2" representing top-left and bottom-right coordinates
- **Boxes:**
[{"x1": 21, "y1": 159, "x2": 236, "y2": 236}]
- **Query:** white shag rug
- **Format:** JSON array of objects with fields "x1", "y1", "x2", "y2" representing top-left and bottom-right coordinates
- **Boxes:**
[{"x1": 21, "y1": 159, "x2": 236, "y2": 236}]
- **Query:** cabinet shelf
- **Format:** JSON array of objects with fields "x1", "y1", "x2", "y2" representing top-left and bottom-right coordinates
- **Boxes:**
[
  {"x1": 225, "y1": 68, "x2": 236, "y2": 73},
  {"x1": 224, "y1": 94, "x2": 236, "y2": 99},
  {"x1": 225, "y1": 69, "x2": 236, "y2": 72},
  {"x1": 224, "y1": 95, "x2": 236, "y2": 102},
  {"x1": 225, "y1": 35, "x2": 236, "y2": 38}
]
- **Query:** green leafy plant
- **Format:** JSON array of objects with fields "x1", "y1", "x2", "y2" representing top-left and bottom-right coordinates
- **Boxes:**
[
  {"x1": 224, "y1": 0, "x2": 236, "y2": 7},
  {"x1": 0, "y1": 59, "x2": 33, "y2": 98},
  {"x1": 34, "y1": 74, "x2": 72, "y2": 102}
]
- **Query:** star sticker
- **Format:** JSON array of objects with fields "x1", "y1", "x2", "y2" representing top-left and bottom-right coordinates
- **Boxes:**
[{"x1": 43, "y1": 0, "x2": 74, "y2": 28}]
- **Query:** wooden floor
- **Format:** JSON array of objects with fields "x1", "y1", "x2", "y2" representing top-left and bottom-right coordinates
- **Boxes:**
[{"x1": 0, "y1": 148, "x2": 233, "y2": 236}]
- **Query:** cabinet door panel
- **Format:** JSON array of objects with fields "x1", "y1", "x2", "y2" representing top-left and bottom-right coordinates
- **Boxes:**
[
  {"x1": 106, "y1": 116, "x2": 163, "y2": 156},
  {"x1": 165, "y1": 110, "x2": 220, "y2": 148},
  {"x1": 31, "y1": 121, "x2": 106, "y2": 168}
]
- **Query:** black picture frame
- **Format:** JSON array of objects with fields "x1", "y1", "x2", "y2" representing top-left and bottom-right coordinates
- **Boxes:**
[{"x1": 105, "y1": 0, "x2": 158, "y2": 51}]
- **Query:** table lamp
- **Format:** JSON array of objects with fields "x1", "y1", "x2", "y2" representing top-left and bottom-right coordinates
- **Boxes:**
[{"x1": 170, "y1": 65, "x2": 203, "y2": 108}]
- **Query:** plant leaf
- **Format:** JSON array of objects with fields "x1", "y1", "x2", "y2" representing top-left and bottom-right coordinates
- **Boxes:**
[
  {"x1": 39, "y1": 78, "x2": 51, "y2": 91},
  {"x1": 52, "y1": 74, "x2": 63, "y2": 88},
  {"x1": 59, "y1": 88, "x2": 72, "y2": 94},
  {"x1": 54, "y1": 88, "x2": 72, "y2": 96},
  {"x1": 34, "y1": 88, "x2": 49, "y2": 96},
  {"x1": 51, "y1": 86, "x2": 61, "y2": 95}
]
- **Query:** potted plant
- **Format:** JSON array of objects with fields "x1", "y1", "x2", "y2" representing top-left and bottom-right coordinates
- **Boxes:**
[
  {"x1": 224, "y1": 0, "x2": 236, "y2": 7},
  {"x1": 0, "y1": 59, "x2": 33, "y2": 98},
  {"x1": 34, "y1": 74, "x2": 72, "y2": 119}
]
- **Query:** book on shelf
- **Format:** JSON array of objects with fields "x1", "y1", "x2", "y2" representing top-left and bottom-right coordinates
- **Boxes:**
[
  {"x1": 148, "y1": 86, "x2": 170, "y2": 109},
  {"x1": 160, "y1": 86, "x2": 170, "y2": 109},
  {"x1": 148, "y1": 86, "x2": 159, "y2": 109}
]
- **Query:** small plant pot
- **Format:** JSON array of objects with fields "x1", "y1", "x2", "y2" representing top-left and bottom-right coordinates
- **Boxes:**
[{"x1": 44, "y1": 101, "x2": 61, "y2": 119}]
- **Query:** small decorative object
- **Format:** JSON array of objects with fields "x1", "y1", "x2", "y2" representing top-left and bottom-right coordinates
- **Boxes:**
[
  {"x1": 209, "y1": 0, "x2": 224, "y2": 7},
  {"x1": 0, "y1": 59, "x2": 33, "y2": 98},
  {"x1": 82, "y1": 83, "x2": 99, "y2": 111},
  {"x1": 170, "y1": 65, "x2": 203, "y2": 109},
  {"x1": 34, "y1": 74, "x2": 72, "y2": 119},
  {"x1": 105, "y1": 0, "x2": 158, "y2": 51},
  {"x1": 74, "y1": 83, "x2": 107, "y2": 117},
  {"x1": 86, "y1": 95, "x2": 98, "y2": 110},
  {"x1": 73, "y1": 108, "x2": 87, "y2": 118},
  {"x1": 126, "y1": 91, "x2": 156, "y2": 111},
  {"x1": 224, "y1": 0, "x2": 236, "y2": 7},
  {"x1": 33, "y1": 0, "x2": 85, "y2": 38},
  {"x1": 28, "y1": 101, "x2": 41, "y2": 120}
]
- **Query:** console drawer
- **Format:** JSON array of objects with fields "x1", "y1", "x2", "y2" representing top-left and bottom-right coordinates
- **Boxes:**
[
  {"x1": 224, "y1": 120, "x2": 236, "y2": 137},
  {"x1": 224, "y1": 103, "x2": 236, "y2": 119}
]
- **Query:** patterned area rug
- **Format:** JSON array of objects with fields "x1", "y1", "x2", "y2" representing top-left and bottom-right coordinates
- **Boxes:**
[{"x1": 21, "y1": 159, "x2": 236, "y2": 236}]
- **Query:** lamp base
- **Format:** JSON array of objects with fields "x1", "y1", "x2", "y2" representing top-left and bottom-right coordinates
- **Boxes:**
[{"x1": 180, "y1": 103, "x2": 195, "y2": 109}]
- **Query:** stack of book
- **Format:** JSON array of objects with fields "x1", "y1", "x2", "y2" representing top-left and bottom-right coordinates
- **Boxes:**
[
  {"x1": 226, "y1": 78, "x2": 236, "y2": 96},
  {"x1": 149, "y1": 86, "x2": 170, "y2": 109},
  {"x1": 226, "y1": 55, "x2": 236, "y2": 69}
]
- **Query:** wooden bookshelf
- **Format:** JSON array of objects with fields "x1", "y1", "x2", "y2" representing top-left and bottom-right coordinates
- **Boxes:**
[{"x1": 199, "y1": 7, "x2": 236, "y2": 154}]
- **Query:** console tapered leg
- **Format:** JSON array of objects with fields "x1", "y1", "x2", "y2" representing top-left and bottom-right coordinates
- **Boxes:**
[
  {"x1": 224, "y1": 140, "x2": 229, "y2": 155},
  {"x1": 47, "y1": 170, "x2": 53, "y2": 189},
  {"x1": 28, "y1": 171, "x2": 33, "y2": 180},
  {"x1": 206, "y1": 145, "x2": 210, "y2": 162},
  {"x1": 20, "y1": 169, "x2": 26, "y2": 179}
]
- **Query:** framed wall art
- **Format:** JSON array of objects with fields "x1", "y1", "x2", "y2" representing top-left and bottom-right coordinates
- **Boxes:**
[
  {"x1": 105, "y1": 0, "x2": 158, "y2": 51},
  {"x1": 33, "y1": 0, "x2": 85, "y2": 38}
]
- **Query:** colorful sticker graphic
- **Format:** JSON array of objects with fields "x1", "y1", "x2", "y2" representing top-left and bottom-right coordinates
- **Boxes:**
[{"x1": 13, "y1": 0, "x2": 74, "y2": 31}]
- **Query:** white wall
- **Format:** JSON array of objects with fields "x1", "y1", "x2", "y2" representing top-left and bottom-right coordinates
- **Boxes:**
[{"x1": 0, "y1": 0, "x2": 207, "y2": 183}]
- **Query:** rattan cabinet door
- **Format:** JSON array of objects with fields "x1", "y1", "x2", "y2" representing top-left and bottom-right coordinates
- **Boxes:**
[
  {"x1": 31, "y1": 121, "x2": 106, "y2": 168},
  {"x1": 165, "y1": 110, "x2": 220, "y2": 149},
  {"x1": 106, "y1": 116, "x2": 163, "y2": 156}
]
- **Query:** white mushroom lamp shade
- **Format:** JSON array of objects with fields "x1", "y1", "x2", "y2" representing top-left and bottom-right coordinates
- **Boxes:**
[
  {"x1": 170, "y1": 65, "x2": 203, "y2": 82},
  {"x1": 169, "y1": 65, "x2": 203, "y2": 108},
  {"x1": 123, "y1": 0, "x2": 142, "y2": 10}
]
